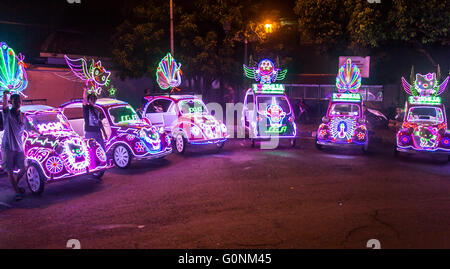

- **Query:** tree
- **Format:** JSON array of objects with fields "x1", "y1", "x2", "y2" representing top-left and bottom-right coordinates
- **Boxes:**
[{"x1": 293, "y1": 0, "x2": 450, "y2": 67}]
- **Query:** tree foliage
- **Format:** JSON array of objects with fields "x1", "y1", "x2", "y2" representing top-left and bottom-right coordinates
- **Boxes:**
[
  {"x1": 111, "y1": 0, "x2": 297, "y2": 95},
  {"x1": 294, "y1": 0, "x2": 450, "y2": 66}
]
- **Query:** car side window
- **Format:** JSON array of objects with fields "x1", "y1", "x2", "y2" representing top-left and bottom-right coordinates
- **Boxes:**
[
  {"x1": 246, "y1": 94, "x2": 254, "y2": 111},
  {"x1": 146, "y1": 99, "x2": 173, "y2": 114}
]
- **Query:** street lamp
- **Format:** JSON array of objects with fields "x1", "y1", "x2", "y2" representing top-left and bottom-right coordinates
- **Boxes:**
[{"x1": 264, "y1": 23, "x2": 273, "y2": 33}]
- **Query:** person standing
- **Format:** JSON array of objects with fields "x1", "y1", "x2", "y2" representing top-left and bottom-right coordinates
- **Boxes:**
[
  {"x1": 83, "y1": 88, "x2": 106, "y2": 150},
  {"x1": 2, "y1": 91, "x2": 26, "y2": 201}
]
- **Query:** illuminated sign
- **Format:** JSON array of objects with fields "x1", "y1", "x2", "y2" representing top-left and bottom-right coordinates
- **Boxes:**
[
  {"x1": 252, "y1": 84, "x2": 285, "y2": 94},
  {"x1": 189, "y1": 107, "x2": 203, "y2": 113},
  {"x1": 266, "y1": 125, "x2": 288, "y2": 134},
  {"x1": 332, "y1": 93, "x2": 361, "y2": 102},
  {"x1": 408, "y1": 96, "x2": 441, "y2": 105}
]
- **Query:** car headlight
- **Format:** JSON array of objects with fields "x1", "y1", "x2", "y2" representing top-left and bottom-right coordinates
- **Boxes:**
[
  {"x1": 158, "y1": 127, "x2": 165, "y2": 133},
  {"x1": 191, "y1": 126, "x2": 201, "y2": 136}
]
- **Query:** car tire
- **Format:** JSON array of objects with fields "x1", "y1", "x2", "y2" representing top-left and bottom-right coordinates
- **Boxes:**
[
  {"x1": 174, "y1": 134, "x2": 186, "y2": 154},
  {"x1": 362, "y1": 141, "x2": 369, "y2": 154},
  {"x1": 216, "y1": 141, "x2": 225, "y2": 150},
  {"x1": 315, "y1": 137, "x2": 323, "y2": 150},
  {"x1": 251, "y1": 139, "x2": 255, "y2": 148},
  {"x1": 92, "y1": 170, "x2": 105, "y2": 179},
  {"x1": 113, "y1": 145, "x2": 132, "y2": 169},
  {"x1": 26, "y1": 163, "x2": 45, "y2": 195},
  {"x1": 290, "y1": 139, "x2": 296, "y2": 148}
]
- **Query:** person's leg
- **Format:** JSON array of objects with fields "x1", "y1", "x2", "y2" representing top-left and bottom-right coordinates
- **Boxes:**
[
  {"x1": 15, "y1": 151, "x2": 26, "y2": 185},
  {"x1": 2, "y1": 148, "x2": 20, "y2": 194}
]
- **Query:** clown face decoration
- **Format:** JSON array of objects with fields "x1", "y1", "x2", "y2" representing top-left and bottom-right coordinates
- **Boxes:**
[
  {"x1": 266, "y1": 103, "x2": 286, "y2": 128},
  {"x1": 243, "y1": 58, "x2": 287, "y2": 84}
]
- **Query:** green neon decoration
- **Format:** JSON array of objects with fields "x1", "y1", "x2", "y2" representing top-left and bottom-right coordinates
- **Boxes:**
[
  {"x1": 332, "y1": 93, "x2": 361, "y2": 102},
  {"x1": 409, "y1": 96, "x2": 441, "y2": 105},
  {"x1": 252, "y1": 84, "x2": 285, "y2": 94}
]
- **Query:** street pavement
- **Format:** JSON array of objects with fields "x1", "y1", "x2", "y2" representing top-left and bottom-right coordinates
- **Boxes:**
[{"x1": 0, "y1": 135, "x2": 449, "y2": 249}]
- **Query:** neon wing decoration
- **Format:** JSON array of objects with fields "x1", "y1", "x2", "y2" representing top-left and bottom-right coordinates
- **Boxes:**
[
  {"x1": 64, "y1": 55, "x2": 90, "y2": 81},
  {"x1": 401, "y1": 77, "x2": 413, "y2": 95},
  {"x1": 276, "y1": 69, "x2": 288, "y2": 81},
  {"x1": 156, "y1": 53, "x2": 182, "y2": 90},
  {"x1": 437, "y1": 76, "x2": 449, "y2": 96},
  {"x1": 243, "y1": 64, "x2": 256, "y2": 81},
  {"x1": 336, "y1": 59, "x2": 361, "y2": 93},
  {"x1": 0, "y1": 42, "x2": 28, "y2": 96}
]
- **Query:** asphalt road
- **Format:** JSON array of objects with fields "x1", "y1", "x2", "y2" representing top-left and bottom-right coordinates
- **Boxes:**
[{"x1": 0, "y1": 137, "x2": 449, "y2": 249}]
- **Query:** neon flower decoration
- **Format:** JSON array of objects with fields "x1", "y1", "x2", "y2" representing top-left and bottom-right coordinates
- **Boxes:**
[
  {"x1": 395, "y1": 67, "x2": 450, "y2": 155},
  {"x1": 243, "y1": 59, "x2": 287, "y2": 84},
  {"x1": 401, "y1": 72, "x2": 449, "y2": 97},
  {"x1": 156, "y1": 53, "x2": 182, "y2": 90},
  {"x1": 0, "y1": 42, "x2": 28, "y2": 96},
  {"x1": 0, "y1": 105, "x2": 110, "y2": 195},
  {"x1": 64, "y1": 55, "x2": 111, "y2": 95},
  {"x1": 336, "y1": 59, "x2": 361, "y2": 93}
]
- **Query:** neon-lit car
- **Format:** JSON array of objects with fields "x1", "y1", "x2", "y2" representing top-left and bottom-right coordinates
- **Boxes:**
[
  {"x1": 142, "y1": 95, "x2": 228, "y2": 154},
  {"x1": 0, "y1": 105, "x2": 109, "y2": 195},
  {"x1": 316, "y1": 93, "x2": 369, "y2": 152},
  {"x1": 395, "y1": 71, "x2": 450, "y2": 159},
  {"x1": 242, "y1": 84, "x2": 297, "y2": 147},
  {"x1": 395, "y1": 96, "x2": 450, "y2": 157},
  {"x1": 60, "y1": 98, "x2": 172, "y2": 168}
]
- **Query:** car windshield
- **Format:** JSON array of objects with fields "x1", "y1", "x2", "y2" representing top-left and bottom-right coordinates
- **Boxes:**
[
  {"x1": 27, "y1": 112, "x2": 72, "y2": 133},
  {"x1": 257, "y1": 96, "x2": 291, "y2": 114},
  {"x1": 407, "y1": 106, "x2": 444, "y2": 124},
  {"x1": 329, "y1": 103, "x2": 360, "y2": 117},
  {"x1": 178, "y1": 99, "x2": 208, "y2": 115},
  {"x1": 109, "y1": 105, "x2": 140, "y2": 124}
]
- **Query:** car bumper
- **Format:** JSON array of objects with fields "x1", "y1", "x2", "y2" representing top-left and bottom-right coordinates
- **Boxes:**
[
  {"x1": 396, "y1": 146, "x2": 450, "y2": 155},
  {"x1": 317, "y1": 140, "x2": 366, "y2": 147},
  {"x1": 135, "y1": 147, "x2": 173, "y2": 160},
  {"x1": 189, "y1": 138, "x2": 228, "y2": 145}
]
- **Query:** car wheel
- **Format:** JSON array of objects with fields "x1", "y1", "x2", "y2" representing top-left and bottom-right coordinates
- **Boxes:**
[
  {"x1": 174, "y1": 134, "x2": 186, "y2": 154},
  {"x1": 113, "y1": 145, "x2": 132, "y2": 169},
  {"x1": 26, "y1": 163, "x2": 45, "y2": 195},
  {"x1": 251, "y1": 139, "x2": 255, "y2": 148},
  {"x1": 315, "y1": 141, "x2": 323, "y2": 150},
  {"x1": 216, "y1": 141, "x2": 225, "y2": 149},
  {"x1": 290, "y1": 139, "x2": 296, "y2": 148},
  {"x1": 362, "y1": 141, "x2": 369, "y2": 154},
  {"x1": 92, "y1": 170, "x2": 105, "y2": 179}
]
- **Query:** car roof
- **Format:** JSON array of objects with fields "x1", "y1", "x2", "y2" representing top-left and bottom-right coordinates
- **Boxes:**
[
  {"x1": 61, "y1": 98, "x2": 129, "y2": 109},
  {"x1": 145, "y1": 95, "x2": 199, "y2": 102}
]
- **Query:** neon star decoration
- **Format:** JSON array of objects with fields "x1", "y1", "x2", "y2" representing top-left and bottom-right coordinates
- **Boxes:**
[
  {"x1": 401, "y1": 71, "x2": 449, "y2": 97},
  {"x1": 0, "y1": 42, "x2": 28, "y2": 96},
  {"x1": 156, "y1": 53, "x2": 182, "y2": 91},
  {"x1": 64, "y1": 55, "x2": 111, "y2": 95},
  {"x1": 243, "y1": 59, "x2": 287, "y2": 84}
]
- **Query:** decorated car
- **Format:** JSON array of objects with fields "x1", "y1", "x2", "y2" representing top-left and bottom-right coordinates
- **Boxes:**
[
  {"x1": 60, "y1": 98, "x2": 172, "y2": 168},
  {"x1": 242, "y1": 58, "x2": 296, "y2": 147},
  {"x1": 0, "y1": 105, "x2": 110, "y2": 195},
  {"x1": 395, "y1": 68, "x2": 450, "y2": 158},
  {"x1": 316, "y1": 59, "x2": 369, "y2": 152},
  {"x1": 142, "y1": 95, "x2": 228, "y2": 154}
]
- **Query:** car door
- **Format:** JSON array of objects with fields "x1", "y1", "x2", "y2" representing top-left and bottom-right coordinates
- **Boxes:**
[{"x1": 243, "y1": 92, "x2": 254, "y2": 128}]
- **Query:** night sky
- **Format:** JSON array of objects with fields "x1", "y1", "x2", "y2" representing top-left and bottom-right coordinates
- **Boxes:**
[{"x1": 0, "y1": 0, "x2": 296, "y2": 59}]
